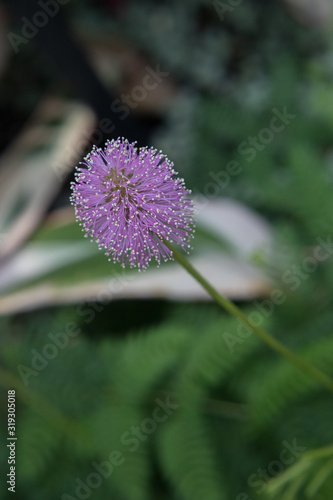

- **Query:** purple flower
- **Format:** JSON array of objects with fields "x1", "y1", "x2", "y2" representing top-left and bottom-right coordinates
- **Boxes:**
[{"x1": 70, "y1": 138, "x2": 195, "y2": 270}]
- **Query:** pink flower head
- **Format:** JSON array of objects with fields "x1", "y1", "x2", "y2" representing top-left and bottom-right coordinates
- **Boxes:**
[{"x1": 70, "y1": 138, "x2": 195, "y2": 270}]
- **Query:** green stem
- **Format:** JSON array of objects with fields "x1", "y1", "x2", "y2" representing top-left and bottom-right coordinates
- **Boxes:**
[{"x1": 164, "y1": 241, "x2": 333, "y2": 394}]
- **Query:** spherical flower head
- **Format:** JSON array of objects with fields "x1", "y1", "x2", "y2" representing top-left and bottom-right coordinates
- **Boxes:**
[{"x1": 70, "y1": 138, "x2": 195, "y2": 270}]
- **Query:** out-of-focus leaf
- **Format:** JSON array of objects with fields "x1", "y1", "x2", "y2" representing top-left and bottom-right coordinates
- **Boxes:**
[
  {"x1": 280, "y1": 0, "x2": 332, "y2": 26},
  {"x1": 0, "y1": 97, "x2": 96, "y2": 263},
  {"x1": 0, "y1": 241, "x2": 98, "y2": 294},
  {"x1": 0, "y1": 198, "x2": 272, "y2": 314}
]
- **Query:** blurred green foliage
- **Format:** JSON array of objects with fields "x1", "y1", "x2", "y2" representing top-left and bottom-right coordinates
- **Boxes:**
[{"x1": 2, "y1": 0, "x2": 333, "y2": 499}]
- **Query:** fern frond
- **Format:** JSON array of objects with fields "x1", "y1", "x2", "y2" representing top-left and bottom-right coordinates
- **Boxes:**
[
  {"x1": 157, "y1": 407, "x2": 226, "y2": 500},
  {"x1": 176, "y1": 314, "x2": 260, "y2": 402},
  {"x1": 112, "y1": 324, "x2": 191, "y2": 403},
  {"x1": 248, "y1": 336, "x2": 333, "y2": 433},
  {"x1": 266, "y1": 445, "x2": 333, "y2": 500},
  {"x1": 289, "y1": 145, "x2": 333, "y2": 239},
  {"x1": 17, "y1": 411, "x2": 62, "y2": 481},
  {"x1": 86, "y1": 402, "x2": 150, "y2": 500}
]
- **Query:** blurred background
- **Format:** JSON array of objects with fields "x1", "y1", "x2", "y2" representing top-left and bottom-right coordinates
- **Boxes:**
[{"x1": 1, "y1": 0, "x2": 333, "y2": 498}]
